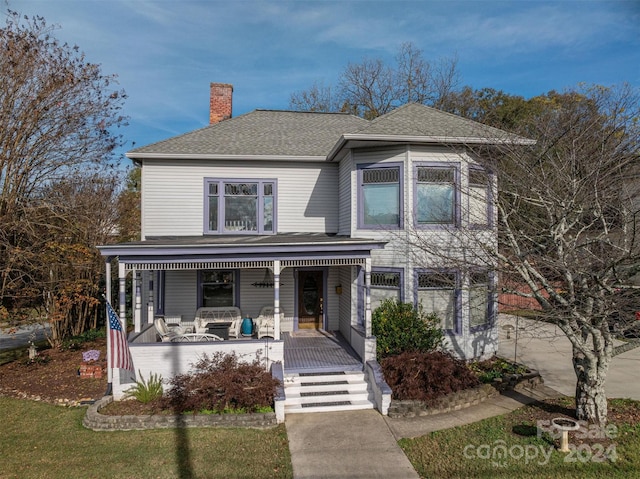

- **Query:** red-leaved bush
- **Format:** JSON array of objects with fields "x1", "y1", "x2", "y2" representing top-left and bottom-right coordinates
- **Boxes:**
[
  {"x1": 381, "y1": 351, "x2": 480, "y2": 404},
  {"x1": 162, "y1": 352, "x2": 280, "y2": 413}
]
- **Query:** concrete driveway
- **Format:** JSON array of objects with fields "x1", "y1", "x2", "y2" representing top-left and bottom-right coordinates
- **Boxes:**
[{"x1": 498, "y1": 314, "x2": 640, "y2": 400}]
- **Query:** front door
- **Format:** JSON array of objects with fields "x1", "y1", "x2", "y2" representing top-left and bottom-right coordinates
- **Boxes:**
[{"x1": 297, "y1": 270, "x2": 324, "y2": 329}]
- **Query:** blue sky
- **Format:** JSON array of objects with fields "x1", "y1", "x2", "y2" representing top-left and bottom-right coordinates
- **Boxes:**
[{"x1": 8, "y1": 1, "x2": 640, "y2": 165}]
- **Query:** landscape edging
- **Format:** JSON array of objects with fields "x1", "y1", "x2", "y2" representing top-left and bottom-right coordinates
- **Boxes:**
[
  {"x1": 387, "y1": 369, "x2": 543, "y2": 418},
  {"x1": 83, "y1": 396, "x2": 278, "y2": 431}
]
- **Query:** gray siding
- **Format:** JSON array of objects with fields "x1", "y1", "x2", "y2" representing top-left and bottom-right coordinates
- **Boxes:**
[
  {"x1": 338, "y1": 152, "x2": 353, "y2": 236},
  {"x1": 164, "y1": 271, "x2": 198, "y2": 320},
  {"x1": 338, "y1": 266, "x2": 355, "y2": 339},
  {"x1": 142, "y1": 159, "x2": 339, "y2": 237}
]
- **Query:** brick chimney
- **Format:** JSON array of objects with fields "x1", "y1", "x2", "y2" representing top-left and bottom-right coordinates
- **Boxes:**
[{"x1": 209, "y1": 83, "x2": 233, "y2": 124}]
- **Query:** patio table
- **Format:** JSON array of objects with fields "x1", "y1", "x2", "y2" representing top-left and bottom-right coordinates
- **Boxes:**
[{"x1": 205, "y1": 321, "x2": 232, "y2": 340}]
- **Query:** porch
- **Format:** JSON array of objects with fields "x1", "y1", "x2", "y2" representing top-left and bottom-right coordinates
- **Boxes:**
[{"x1": 283, "y1": 330, "x2": 362, "y2": 374}]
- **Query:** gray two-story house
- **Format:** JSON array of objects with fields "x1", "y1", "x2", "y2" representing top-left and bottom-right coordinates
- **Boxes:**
[{"x1": 99, "y1": 83, "x2": 530, "y2": 418}]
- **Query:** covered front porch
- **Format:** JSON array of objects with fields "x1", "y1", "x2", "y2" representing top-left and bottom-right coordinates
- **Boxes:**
[{"x1": 98, "y1": 234, "x2": 385, "y2": 399}]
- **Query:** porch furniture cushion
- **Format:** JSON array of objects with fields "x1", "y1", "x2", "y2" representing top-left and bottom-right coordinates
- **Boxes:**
[
  {"x1": 194, "y1": 307, "x2": 242, "y2": 338},
  {"x1": 155, "y1": 317, "x2": 187, "y2": 342},
  {"x1": 163, "y1": 315, "x2": 194, "y2": 334},
  {"x1": 256, "y1": 306, "x2": 283, "y2": 339},
  {"x1": 170, "y1": 333, "x2": 224, "y2": 342}
]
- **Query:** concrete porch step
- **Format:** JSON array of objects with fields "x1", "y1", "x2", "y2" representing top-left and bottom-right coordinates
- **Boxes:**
[{"x1": 284, "y1": 370, "x2": 375, "y2": 414}]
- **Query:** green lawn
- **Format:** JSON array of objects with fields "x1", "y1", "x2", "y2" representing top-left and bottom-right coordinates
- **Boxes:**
[
  {"x1": 1, "y1": 397, "x2": 292, "y2": 479},
  {"x1": 400, "y1": 398, "x2": 640, "y2": 479},
  {"x1": 5, "y1": 394, "x2": 639, "y2": 479}
]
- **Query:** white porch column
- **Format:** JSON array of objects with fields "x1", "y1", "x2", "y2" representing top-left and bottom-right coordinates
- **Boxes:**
[
  {"x1": 133, "y1": 270, "x2": 142, "y2": 332},
  {"x1": 273, "y1": 260, "x2": 281, "y2": 340},
  {"x1": 118, "y1": 262, "x2": 127, "y2": 333},
  {"x1": 105, "y1": 259, "x2": 112, "y2": 384},
  {"x1": 365, "y1": 258, "x2": 372, "y2": 337},
  {"x1": 147, "y1": 272, "x2": 154, "y2": 324}
]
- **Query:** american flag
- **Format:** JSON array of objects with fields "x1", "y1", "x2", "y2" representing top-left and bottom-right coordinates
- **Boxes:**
[{"x1": 107, "y1": 301, "x2": 134, "y2": 371}]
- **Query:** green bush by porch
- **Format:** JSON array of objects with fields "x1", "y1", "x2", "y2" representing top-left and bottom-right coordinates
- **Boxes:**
[{"x1": 372, "y1": 299, "x2": 444, "y2": 359}]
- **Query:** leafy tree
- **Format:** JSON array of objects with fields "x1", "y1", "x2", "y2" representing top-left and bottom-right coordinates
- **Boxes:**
[
  {"x1": 117, "y1": 166, "x2": 141, "y2": 242},
  {"x1": 0, "y1": 10, "x2": 128, "y2": 341},
  {"x1": 409, "y1": 84, "x2": 640, "y2": 426},
  {"x1": 40, "y1": 173, "x2": 123, "y2": 345},
  {"x1": 439, "y1": 86, "x2": 533, "y2": 131},
  {"x1": 290, "y1": 42, "x2": 459, "y2": 119}
]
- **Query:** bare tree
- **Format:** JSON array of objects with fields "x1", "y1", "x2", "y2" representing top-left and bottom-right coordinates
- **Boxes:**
[
  {"x1": 408, "y1": 84, "x2": 640, "y2": 425},
  {"x1": 288, "y1": 81, "x2": 342, "y2": 114},
  {"x1": 0, "y1": 10, "x2": 128, "y2": 333},
  {"x1": 289, "y1": 42, "x2": 459, "y2": 119}
]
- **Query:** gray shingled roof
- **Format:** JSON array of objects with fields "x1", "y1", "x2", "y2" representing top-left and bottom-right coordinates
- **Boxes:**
[
  {"x1": 127, "y1": 103, "x2": 531, "y2": 159},
  {"x1": 128, "y1": 110, "x2": 368, "y2": 158},
  {"x1": 352, "y1": 103, "x2": 525, "y2": 141}
]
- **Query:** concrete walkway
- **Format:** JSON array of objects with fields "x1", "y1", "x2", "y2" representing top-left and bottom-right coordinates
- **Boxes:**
[
  {"x1": 285, "y1": 385, "x2": 560, "y2": 478},
  {"x1": 286, "y1": 409, "x2": 419, "y2": 479},
  {"x1": 285, "y1": 314, "x2": 640, "y2": 478},
  {"x1": 497, "y1": 315, "x2": 640, "y2": 399}
]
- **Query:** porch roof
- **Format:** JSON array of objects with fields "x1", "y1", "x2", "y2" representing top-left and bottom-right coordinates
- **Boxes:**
[{"x1": 98, "y1": 233, "x2": 386, "y2": 271}]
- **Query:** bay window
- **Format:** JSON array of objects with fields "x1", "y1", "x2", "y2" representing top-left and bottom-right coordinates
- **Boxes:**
[
  {"x1": 415, "y1": 164, "x2": 459, "y2": 226},
  {"x1": 358, "y1": 164, "x2": 402, "y2": 229},
  {"x1": 417, "y1": 271, "x2": 458, "y2": 332},
  {"x1": 469, "y1": 271, "x2": 493, "y2": 329},
  {"x1": 370, "y1": 269, "x2": 403, "y2": 311},
  {"x1": 468, "y1": 168, "x2": 491, "y2": 227}
]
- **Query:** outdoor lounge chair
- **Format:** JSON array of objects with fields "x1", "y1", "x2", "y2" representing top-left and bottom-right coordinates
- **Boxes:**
[
  {"x1": 194, "y1": 306, "x2": 242, "y2": 338},
  {"x1": 154, "y1": 317, "x2": 189, "y2": 342},
  {"x1": 169, "y1": 333, "x2": 223, "y2": 342},
  {"x1": 256, "y1": 306, "x2": 283, "y2": 339}
]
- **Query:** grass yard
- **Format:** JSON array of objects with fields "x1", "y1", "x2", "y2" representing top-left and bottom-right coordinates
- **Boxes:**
[
  {"x1": 0, "y1": 397, "x2": 292, "y2": 479},
  {"x1": 400, "y1": 397, "x2": 640, "y2": 479}
]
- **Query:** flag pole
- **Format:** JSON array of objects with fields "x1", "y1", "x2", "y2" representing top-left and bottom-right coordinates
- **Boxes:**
[{"x1": 105, "y1": 259, "x2": 112, "y2": 396}]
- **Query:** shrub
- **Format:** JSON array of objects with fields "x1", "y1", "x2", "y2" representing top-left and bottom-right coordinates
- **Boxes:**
[
  {"x1": 372, "y1": 299, "x2": 444, "y2": 359},
  {"x1": 469, "y1": 357, "x2": 527, "y2": 383},
  {"x1": 61, "y1": 328, "x2": 106, "y2": 351},
  {"x1": 162, "y1": 352, "x2": 280, "y2": 414},
  {"x1": 381, "y1": 351, "x2": 480, "y2": 404},
  {"x1": 124, "y1": 371, "x2": 164, "y2": 404}
]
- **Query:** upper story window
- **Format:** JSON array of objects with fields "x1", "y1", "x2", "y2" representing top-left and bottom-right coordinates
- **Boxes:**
[
  {"x1": 468, "y1": 168, "x2": 491, "y2": 227},
  {"x1": 414, "y1": 164, "x2": 459, "y2": 227},
  {"x1": 358, "y1": 163, "x2": 403, "y2": 229},
  {"x1": 205, "y1": 179, "x2": 275, "y2": 234}
]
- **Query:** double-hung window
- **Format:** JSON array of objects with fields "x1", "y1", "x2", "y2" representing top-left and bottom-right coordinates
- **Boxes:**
[
  {"x1": 199, "y1": 270, "x2": 236, "y2": 307},
  {"x1": 417, "y1": 271, "x2": 458, "y2": 332},
  {"x1": 415, "y1": 164, "x2": 459, "y2": 226},
  {"x1": 469, "y1": 271, "x2": 493, "y2": 329},
  {"x1": 468, "y1": 168, "x2": 491, "y2": 227},
  {"x1": 205, "y1": 179, "x2": 275, "y2": 234},
  {"x1": 370, "y1": 269, "x2": 403, "y2": 311},
  {"x1": 358, "y1": 164, "x2": 402, "y2": 229}
]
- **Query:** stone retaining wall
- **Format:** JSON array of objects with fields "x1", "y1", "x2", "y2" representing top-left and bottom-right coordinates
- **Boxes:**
[
  {"x1": 387, "y1": 369, "x2": 542, "y2": 418},
  {"x1": 83, "y1": 396, "x2": 278, "y2": 431}
]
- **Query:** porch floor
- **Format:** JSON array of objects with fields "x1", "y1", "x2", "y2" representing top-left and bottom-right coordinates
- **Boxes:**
[{"x1": 283, "y1": 330, "x2": 363, "y2": 374}]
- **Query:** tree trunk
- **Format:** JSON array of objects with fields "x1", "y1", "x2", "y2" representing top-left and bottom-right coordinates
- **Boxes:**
[{"x1": 573, "y1": 351, "x2": 609, "y2": 426}]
